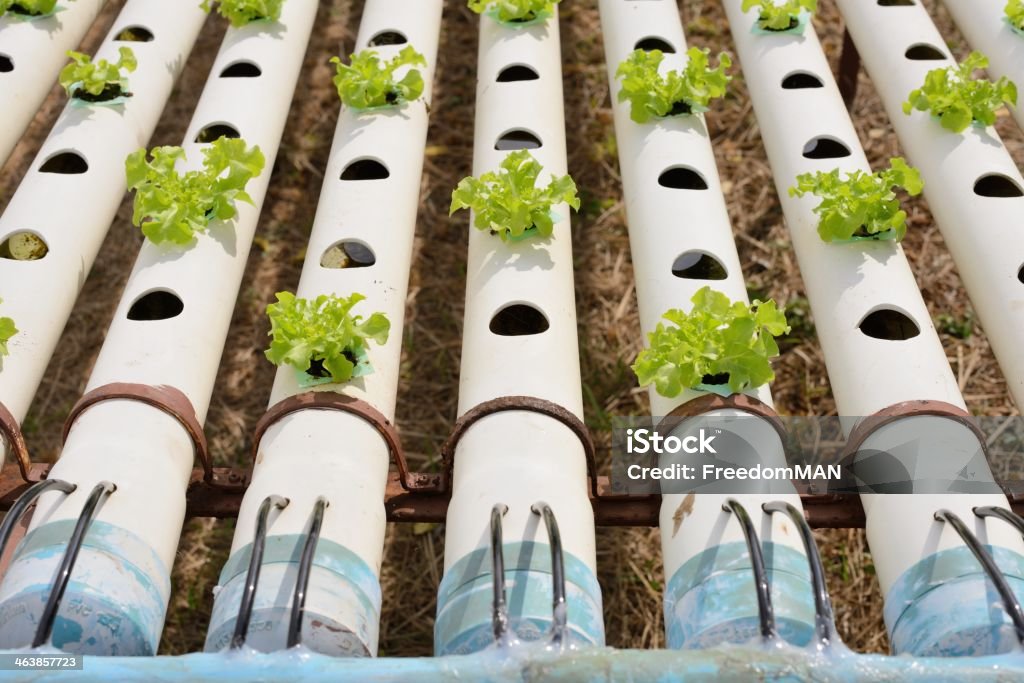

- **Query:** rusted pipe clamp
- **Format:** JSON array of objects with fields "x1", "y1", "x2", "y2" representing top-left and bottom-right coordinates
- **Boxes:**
[
  {"x1": 841, "y1": 400, "x2": 987, "y2": 460},
  {"x1": 0, "y1": 400, "x2": 32, "y2": 483}
]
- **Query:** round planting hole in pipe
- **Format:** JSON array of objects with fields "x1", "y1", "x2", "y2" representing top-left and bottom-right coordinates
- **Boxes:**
[
  {"x1": 489, "y1": 303, "x2": 549, "y2": 336},
  {"x1": 878, "y1": 0, "x2": 915, "y2": 5},
  {"x1": 195, "y1": 123, "x2": 241, "y2": 144},
  {"x1": 220, "y1": 61, "x2": 262, "y2": 78},
  {"x1": 127, "y1": 290, "x2": 184, "y2": 321},
  {"x1": 341, "y1": 158, "x2": 390, "y2": 181},
  {"x1": 634, "y1": 37, "x2": 675, "y2": 53},
  {"x1": 0, "y1": 231, "x2": 48, "y2": 261},
  {"x1": 495, "y1": 129, "x2": 542, "y2": 151},
  {"x1": 974, "y1": 174, "x2": 1024, "y2": 198},
  {"x1": 320, "y1": 240, "x2": 376, "y2": 268},
  {"x1": 1019, "y1": 264, "x2": 1024, "y2": 285},
  {"x1": 905, "y1": 44, "x2": 946, "y2": 60},
  {"x1": 114, "y1": 26, "x2": 154, "y2": 42},
  {"x1": 38, "y1": 151, "x2": 88, "y2": 174},
  {"x1": 781, "y1": 71, "x2": 823, "y2": 89},
  {"x1": 368, "y1": 30, "x2": 407, "y2": 47},
  {"x1": 858, "y1": 308, "x2": 920, "y2": 340},
  {"x1": 672, "y1": 251, "x2": 727, "y2": 280},
  {"x1": 802, "y1": 136, "x2": 851, "y2": 159},
  {"x1": 658, "y1": 166, "x2": 709, "y2": 190},
  {"x1": 497, "y1": 64, "x2": 539, "y2": 82},
  {"x1": 0, "y1": 54, "x2": 12, "y2": 73}
]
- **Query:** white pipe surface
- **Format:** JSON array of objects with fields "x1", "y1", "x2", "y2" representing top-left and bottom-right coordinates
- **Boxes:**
[
  {"x1": 0, "y1": 0, "x2": 107, "y2": 168},
  {"x1": 942, "y1": 0, "x2": 1024, "y2": 130},
  {"x1": 205, "y1": 0, "x2": 445, "y2": 656},
  {"x1": 598, "y1": 0, "x2": 811, "y2": 648},
  {"x1": 0, "y1": 0, "x2": 318, "y2": 655}
]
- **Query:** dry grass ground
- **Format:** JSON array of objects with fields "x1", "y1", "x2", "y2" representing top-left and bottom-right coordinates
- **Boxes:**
[{"x1": 1, "y1": 0, "x2": 1021, "y2": 658}]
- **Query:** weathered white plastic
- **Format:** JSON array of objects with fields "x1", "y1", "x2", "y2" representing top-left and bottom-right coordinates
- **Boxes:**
[
  {"x1": 0, "y1": 0, "x2": 318, "y2": 655},
  {"x1": 0, "y1": 0, "x2": 207, "y2": 463},
  {"x1": 0, "y1": 0, "x2": 107, "y2": 168},
  {"x1": 205, "y1": 0, "x2": 444, "y2": 656},
  {"x1": 721, "y1": 0, "x2": 1024, "y2": 652},
  {"x1": 597, "y1": 0, "x2": 808, "y2": 647},
  {"x1": 836, "y1": 0, "x2": 1024, "y2": 411},
  {"x1": 942, "y1": 0, "x2": 1024, "y2": 130}
]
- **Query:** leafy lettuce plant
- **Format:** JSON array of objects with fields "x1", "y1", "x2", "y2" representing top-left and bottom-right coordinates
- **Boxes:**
[
  {"x1": 467, "y1": 0, "x2": 560, "y2": 23},
  {"x1": 789, "y1": 157, "x2": 923, "y2": 243},
  {"x1": 903, "y1": 51, "x2": 1018, "y2": 132},
  {"x1": 1, "y1": 0, "x2": 64, "y2": 17},
  {"x1": 200, "y1": 0, "x2": 284, "y2": 26},
  {"x1": 331, "y1": 46, "x2": 427, "y2": 109},
  {"x1": 632, "y1": 287, "x2": 790, "y2": 397},
  {"x1": 59, "y1": 47, "x2": 136, "y2": 102},
  {"x1": 125, "y1": 137, "x2": 265, "y2": 246},
  {"x1": 741, "y1": 0, "x2": 817, "y2": 31},
  {"x1": 0, "y1": 299, "x2": 16, "y2": 358},
  {"x1": 616, "y1": 47, "x2": 732, "y2": 123},
  {"x1": 265, "y1": 292, "x2": 390, "y2": 383},
  {"x1": 1007, "y1": 0, "x2": 1024, "y2": 33},
  {"x1": 450, "y1": 149, "x2": 580, "y2": 242}
]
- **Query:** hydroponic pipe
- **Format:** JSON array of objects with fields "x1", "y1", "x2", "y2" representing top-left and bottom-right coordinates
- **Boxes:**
[
  {"x1": 597, "y1": 0, "x2": 814, "y2": 649},
  {"x1": 0, "y1": 0, "x2": 107, "y2": 168},
  {"x1": 942, "y1": 0, "x2": 1024, "y2": 131},
  {"x1": 0, "y1": 0, "x2": 318, "y2": 655},
  {"x1": 835, "y1": 0, "x2": 1024, "y2": 414},
  {"x1": 0, "y1": 0, "x2": 207, "y2": 467},
  {"x1": 205, "y1": 0, "x2": 444, "y2": 656},
  {"x1": 720, "y1": 0, "x2": 1024, "y2": 656},
  {"x1": 436, "y1": 8, "x2": 605, "y2": 654}
]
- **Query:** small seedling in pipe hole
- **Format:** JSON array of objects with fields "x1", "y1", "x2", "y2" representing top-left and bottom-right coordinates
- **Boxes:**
[
  {"x1": 467, "y1": 0, "x2": 561, "y2": 25},
  {"x1": 0, "y1": 298, "x2": 17, "y2": 358},
  {"x1": 616, "y1": 46, "x2": 732, "y2": 123},
  {"x1": 331, "y1": 46, "x2": 427, "y2": 110},
  {"x1": 903, "y1": 51, "x2": 1018, "y2": 133},
  {"x1": 1006, "y1": 0, "x2": 1024, "y2": 35},
  {"x1": 741, "y1": 0, "x2": 817, "y2": 32},
  {"x1": 0, "y1": 0, "x2": 67, "y2": 17},
  {"x1": 200, "y1": 0, "x2": 285, "y2": 27},
  {"x1": 59, "y1": 47, "x2": 136, "y2": 103}
]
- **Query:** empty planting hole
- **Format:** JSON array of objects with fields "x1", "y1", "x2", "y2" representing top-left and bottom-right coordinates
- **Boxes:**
[
  {"x1": 195, "y1": 124, "x2": 240, "y2": 143},
  {"x1": 115, "y1": 26, "x2": 154, "y2": 42},
  {"x1": 672, "y1": 251, "x2": 727, "y2": 280},
  {"x1": 320, "y1": 240, "x2": 376, "y2": 268},
  {"x1": 497, "y1": 65, "x2": 539, "y2": 82},
  {"x1": 974, "y1": 174, "x2": 1024, "y2": 198},
  {"x1": 495, "y1": 129, "x2": 542, "y2": 151},
  {"x1": 634, "y1": 37, "x2": 675, "y2": 53},
  {"x1": 220, "y1": 61, "x2": 261, "y2": 78},
  {"x1": 858, "y1": 308, "x2": 920, "y2": 340},
  {"x1": 0, "y1": 54, "x2": 12, "y2": 73},
  {"x1": 878, "y1": 0, "x2": 915, "y2": 5},
  {"x1": 658, "y1": 166, "x2": 709, "y2": 190},
  {"x1": 0, "y1": 232, "x2": 48, "y2": 261},
  {"x1": 1019, "y1": 264, "x2": 1024, "y2": 285},
  {"x1": 802, "y1": 136, "x2": 851, "y2": 159},
  {"x1": 127, "y1": 290, "x2": 183, "y2": 321},
  {"x1": 368, "y1": 30, "x2": 407, "y2": 46},
  {"x1": 782, "y1": 72, "x2": 823, "y2": 89},
  {"x1": 905, "y1": 43, "x2": 945, "y2": 60},
  {"x1": 39, "y1": 151, "x2": 88, "y2": 174},
  {"x1": 489, "y1": 304, "x2": 549, "y2": 336},
  {"x1": 341, "y1": 159, "x2": 389, "y2": 181}
]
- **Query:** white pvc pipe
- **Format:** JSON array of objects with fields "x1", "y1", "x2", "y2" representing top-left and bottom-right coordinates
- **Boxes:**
[
  {"x1": 0, "y1": 0, "x2": 107, "y2": 168},
  {"x1": 598, "y1": 0, "x2": 811, "y2": 649},
  {"x1": 436, "y1": 9, "x2": 604, "y2": 655},
  {"x1": 0, "y1": 0, "x2": 318, "y2": 655},
  {"x1": 205, "y1": 0, "x2": 444, "y2": 656},
  {"x1": 721, "y1": 0, "x2": 1024, "y2": 655},
  {"x1": 942, "y1": 0, "x2": 1024, "y2": 131},
  {"x1": 0, "y1": 0, "x2": 207, "y2": 463}
]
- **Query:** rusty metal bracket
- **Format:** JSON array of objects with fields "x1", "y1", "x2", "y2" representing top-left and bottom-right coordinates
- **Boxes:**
[{"x1": 0, "y1": 400, "x2": 33, "y2": 483}]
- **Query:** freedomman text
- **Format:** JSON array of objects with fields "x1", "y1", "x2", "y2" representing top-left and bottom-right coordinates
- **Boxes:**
[{"x1": 626, "y1": 463, "x2": 843, "y2": 481}]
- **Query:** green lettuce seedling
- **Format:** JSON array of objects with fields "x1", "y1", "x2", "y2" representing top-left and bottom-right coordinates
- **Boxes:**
[
  {"x1": 450, "y1": 149, "x2": 580, "y2": 242},
  {"x1": 741, "y1": 0, "x2": 817, "y2": 31},
  {"x1": 633, "y1": 287, "x2": 790, "y2": 397},
  {"x1": 1007, "y1": 0, "x2": 1024, "y2": 33},
  {"x1": 200, "y1": 0, "x2": 284, "y2": 26},
  {"x1": 467, "y1": 0, "x2": 560, "y2": 23},
  {"x1": 0, "y1": 299, "x2": 17, "y2": 358},
  {"x1": 1, "y1": 0, "x2": 65, "y2": 17},
  {"x1": 59, "y1": 47, "x2": 136, "y2": 102},
  {"x1": 265, "y1": 292, "x2": 390, "y2": 383},
  {"x1": 903, "y1": 51, "x2": 1018, "y2": 133},
  {"x1": 616, "y1": 47, "x2": 732, "y2": 123},
  {"x1": 125, "y1": 137, "x2": 265, "y2": 246},
  {"x1": 331, "y1": 46, "x2": 427, "y2": 110},
  {"x1": 789, "y1": 157, "x2": 923, "y2": 243}
]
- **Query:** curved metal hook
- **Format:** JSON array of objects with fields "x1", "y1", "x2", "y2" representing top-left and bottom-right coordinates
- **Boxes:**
[
  {"x1": 763, "y1": 500, "x2": 838, "y2": 647},
  {"x1": 722, "y1": 498, "x2": 777, "y2": 641},
  {"x1": 231, "y1": 494, "x2": 289, "y2": 649},
  {"x1": 490, "y1": 503, "x2": 509, "y2": 644},
  {"x1": 531, "y1": 502, "x2": 568, "y2": 649},
  {"x1": 287, "y1": 496, "x2": 328, "y2": 649},
  {"x1": 32, "y1": 481, "x2": 116, "y2": 648},
  {"x1": 0, "y1": 479, "x2": 76, "y2": 562}
]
